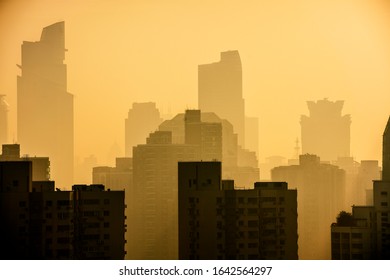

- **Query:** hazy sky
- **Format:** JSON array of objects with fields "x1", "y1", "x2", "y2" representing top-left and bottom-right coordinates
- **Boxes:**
[{"x1": 1, "y1": 0, "x2": 390, "y2": 165}]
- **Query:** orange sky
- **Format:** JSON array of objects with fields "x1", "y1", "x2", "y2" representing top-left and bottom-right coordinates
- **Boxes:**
[{"x1": 1, "y1": 0, "x2": 390, "y2": 166}]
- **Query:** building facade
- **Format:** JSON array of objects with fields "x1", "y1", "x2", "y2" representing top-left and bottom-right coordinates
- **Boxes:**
[
  {"x1": 301, "y1": 99, "x2": 351, "y2": 162},
  {"x1": 0, "y1": 160, "x2": 125, "y2": 260},
  {"x1": 178, "y1": 161, "x2": 298, "y2": 260},
  {"x1": 17, "y1": 21, "x2": 73, "y2": 189},
  {"x1": 125, "y1": 102, "x2": 162, "y2": 157},
  {"x1": 272, "y1": 154, "x2": 345, "y2": 259},
  {"x1": 198, "y1": 51, "x2": 245, "y2": 147}
]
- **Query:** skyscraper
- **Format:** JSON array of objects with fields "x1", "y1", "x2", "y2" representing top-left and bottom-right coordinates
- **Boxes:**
[
  {"x1": 124, "y1": 102, "x2": 162, "y2": 157},
  {"x1": 331, "y1": 116, "x2": 390, "y2": 259},
  {"x1": 382, "y1": 116, "x2": 390, "y2": 181},
  {"x1": 272, "y1": 154, "x2": 346, "y2": 259},
  {"x1": 129, "y1": 131, "x2": 199, "y2": 259},
  {"x1": 301, "y1": 99, "x2": 351, "y2": 162},
  {"x1": 0, "y1": 95, "x2": 8, "y2": 144},
  {"x1": 198, "y1": 51, "x2": 245, "y2": 147},
  {"x1": 17, "y1": 21, "x2": 73, "y2": 189}
]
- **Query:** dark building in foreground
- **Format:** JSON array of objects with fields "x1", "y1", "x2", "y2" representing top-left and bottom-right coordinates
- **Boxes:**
[
  {"x1": 178, "y1": 161, "x2": 298, "y2": 260},
  {"x1": 0, "y1": 161, "x2": 125, "y2": 259}
]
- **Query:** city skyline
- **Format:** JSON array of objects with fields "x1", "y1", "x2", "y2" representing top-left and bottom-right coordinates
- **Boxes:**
[{"x1": 1, "y1": 0, "x2": 390, "y2": 166}]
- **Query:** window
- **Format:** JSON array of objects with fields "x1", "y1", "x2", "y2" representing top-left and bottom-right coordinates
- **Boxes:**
[
  {"x1": 104, "y1": 222, "x2": 110, "y2": 228},
  {"x1": 248, "y1": 198, "x2": 257, "y2": 204},
  {"x1": 248, "y1": 220, "x2": 258, "y2": 227},
  {"x1": 104, "y1": 211, "x2": 109, "y2": 216},
  {"x1": 381, "y1": 202, "x2": 388, "y2": 207},
  {"x1": 381, "y1": 191, "x2": 388, "y2": 196},
  {"x1": 248, "y1": 243, "x2": 258, "y2": 248},
  {"x1": 57, "y1": 225, "x2": 70, "y2": 232},
  {"x1": 19, "y1": 201, "x2": 26, "y2": 207}
]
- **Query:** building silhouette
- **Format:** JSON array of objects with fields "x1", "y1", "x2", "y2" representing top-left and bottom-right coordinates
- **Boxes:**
[
  {"x1": 178, "y1": 161, "x2": 298, "y2": 260},
  {"x1": 330, "y1": 207, "x2": 376, "y2": 259},
  {"x1": 0, "y1": 95, "x2": 8, "y2": 144},
  {"x1": 0, "y1": 159, "x2": 125, "y2": 259},
  {"x1": 301, "y1": 99, "x2": 351, "y2": 162},
  {"x1": 1, "y1": 144, "x2": 50, "y2": 181},
  {"x1": 17, "y1": 21, "x2": 73, "y2": 189},
  {"x1": 159, "y1": 110, "x2": 259, "y2": 188},
  {"x1": 272, "y1": 154, "x2": 345, "y2": 259},
  {"x1": 125, "y1": 102, "x2": 162, "y2": 157},
  {"x1": 331, "y1": 116, "x2": 390, "y2": 259},
  {"x1": 184, "y1": 110, "x2": 222, "y2": 161},
  {"x1": 245, "y1": 116, "x2": 259, "y2": 159},
  {"x1": 93, "y1": 157, "x2": 132, "y2": 258},
  {"x1": 198, "y1": 51, "x2": 245, "y2": 147},
  {"x1": 129, "y1": 131, "x2": 199, "y2": 259}
]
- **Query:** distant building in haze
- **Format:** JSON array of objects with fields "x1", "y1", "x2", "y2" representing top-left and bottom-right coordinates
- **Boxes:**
[
  {"x1": 178, "y1": 161, "x2": 298, "y2": 260},
  {"x1": 124, "y1": 102, "x2": 162, "y2": 157},
  {"x1": 245, "y1": 116, "x2": 259, "y2": 159},
  {"x1": 301, "y1": 99, "x2": 350, "y2": 162},
  {"x1": 272, "y1": 154, "x2": 345, "y2": 259},
  {"x1": 198, "y1": 51, "x2": 245, "y2": 147},
  {"x1": 0, "y1": 95, "x2": 8, "y2": 144},
  {"x1": 159, "y1": 110, "x2": 259, "y2": 188},
  {"x1": 17, "y1": 21, "x2": 73, "y2": 189},
  {"x1": 129, "y1": 131, "x2": 199, "y2": 259}
]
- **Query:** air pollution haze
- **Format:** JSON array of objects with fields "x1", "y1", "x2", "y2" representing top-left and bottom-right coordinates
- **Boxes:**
[
  {"x1": 1, "y1": 0, "x2": 390, "y2": 261},
  {"x1": 1, "y1": 0, "x2": 390, "y2": 167}
]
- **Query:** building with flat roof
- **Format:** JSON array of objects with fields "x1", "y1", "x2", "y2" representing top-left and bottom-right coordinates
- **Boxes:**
[
  {"x1": 272, "y1": 154, "x2": 345, "y2": 259},
  {"x1": 0, "y1": 160, "x2": 125, "y2": 259},
  {"x1": 179, "y1": 161, "x2": 298, "y2": 260}
]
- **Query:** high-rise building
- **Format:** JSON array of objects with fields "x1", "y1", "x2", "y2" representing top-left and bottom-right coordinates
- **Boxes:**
[
  {"x1": 382, "y1": 116, "x2": 390, "y2": 181},
  {"x1": 301, "y1": 99, "x2": 351, "y2": 162},
  {"x1": 198, "y1": 51, "x2": 245, "y2": 146},
  {"x1": 374, "y1": 117, "x2": 390, "y2": 258},
  {"x1": 17, "y1": 21, "x2": 73, "y2": 189},
  {"x1": 272, "y1": 154, "x2": 345, "y2": 259},
  {"x1": 245, "y1": 116, "x2": 259, "y2": 159},
  {"x1": 184, "y1": 110, "x2": 222, "y2": 161},
  {"x1": 0, "y1": 95, "x2": 8, "y2": 144},
  {"x1": 159, "y1": 110, "x2": 259, "y2": 188},
  {"x1": 124, "y1": 102, "x2": 162, "y2": 157},
  {"x1": 0, "y1": 160, "x2": 125, "y2": 260},
  {"x1": 129, "y1": 131, "x2": 199, "y2": 259},
  {"x1": 1, "y1": 144, "x2": 50, "y2": 181},
  {"x1": 178, "y1": 161, "x2": 298, "y2": 260},
  {"x1": 330, "y1": 116, "x2": 390, "y2": 259},
  {"x1": 93, "y1": 157, "x2": 132, "y2": 258}
]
